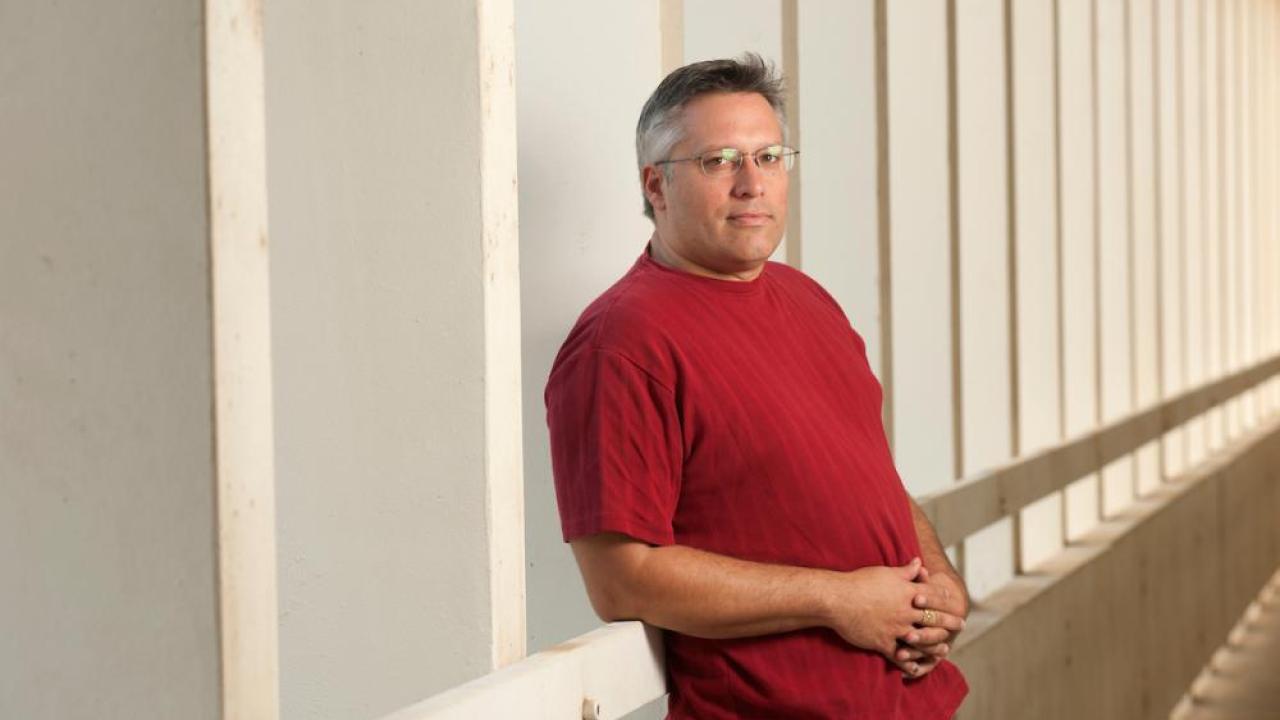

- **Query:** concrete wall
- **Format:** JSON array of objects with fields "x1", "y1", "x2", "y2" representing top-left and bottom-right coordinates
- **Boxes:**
[
  {"x1": 0, "y1": 4, "x2": 218, "y2": 716},
  {"x1": 265, "y1": 0, "x2": 521, "y2": 717}
]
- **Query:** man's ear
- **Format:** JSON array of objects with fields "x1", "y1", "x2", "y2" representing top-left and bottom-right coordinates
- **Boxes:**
[{"x1": 642, "y1": 165, "x2": 667, "y2": 214}]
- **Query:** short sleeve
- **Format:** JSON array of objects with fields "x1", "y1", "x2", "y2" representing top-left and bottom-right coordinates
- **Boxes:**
[{"x1": 545, "y1": 347, "x2": 682, "y2": 546}]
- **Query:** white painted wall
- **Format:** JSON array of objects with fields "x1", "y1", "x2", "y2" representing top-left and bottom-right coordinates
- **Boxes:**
[
  {"x1": 515, "y1": 0, "x2": 663, "y2": 656},
  {"x1": 796, "y1": 0, "x2": 884, "y2": 379},
  {"x1": 514, "y1": 3, "x2": 666, "y2": 718},
  {"x1": 266, "y1": 1, "x2": 519, "y2": 717}
]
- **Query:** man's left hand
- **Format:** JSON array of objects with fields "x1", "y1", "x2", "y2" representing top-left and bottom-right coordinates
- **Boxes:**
[{"x1": 893, "y1": 565, "x2": 970, "y2": 679}]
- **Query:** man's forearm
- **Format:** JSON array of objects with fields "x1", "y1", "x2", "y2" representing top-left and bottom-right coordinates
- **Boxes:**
[
  {"x1": 615, "y1": 543, "x2": 837, "y2": 639},
  {"x1": 571, "y1": 534, "x2": 952, "y2": 657}
]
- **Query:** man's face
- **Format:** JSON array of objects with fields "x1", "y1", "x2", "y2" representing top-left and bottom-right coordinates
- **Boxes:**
[{"x1": 645, "y1": 92, "x2": 788, "y2": 280}]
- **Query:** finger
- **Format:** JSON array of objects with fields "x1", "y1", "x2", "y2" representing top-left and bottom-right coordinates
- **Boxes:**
[
  {"x1": 894, "y1": 646, "x2": 926, "y2": 662},
  {"x1": 903, "y1": 642, "x2": 949, "y2": 658},
  {"x1": 902, "y1": 627, "x2": 951, "y2": 647},
  {"x1": 914, "y1": 594, "x2": 966, "y2": 621},
  {"x1": 912, "y1": 608, "x2": 966, "y2": 633},
  {"x1": 898, "y1": 557, "x2": 923, "y2": 580},
  {"x1": 903, "y1": 656, "x2": 941, "y2": 680}
]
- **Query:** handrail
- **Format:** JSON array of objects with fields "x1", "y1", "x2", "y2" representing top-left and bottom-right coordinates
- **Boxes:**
[
  {"x1": 380, "y1": 623, "x2": 665, "y2": 720},
  {"x1": 916, "y1": 352, "x2": 1280, "y2": 546}
]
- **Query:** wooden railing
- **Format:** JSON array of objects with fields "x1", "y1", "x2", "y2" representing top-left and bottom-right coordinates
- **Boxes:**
[
  {"x1": 384, "y1": 353, "x2": 1280, "y2": 720},
  {"x1": 917, "y1": 353, "x2": 1280, "y2": 547}
]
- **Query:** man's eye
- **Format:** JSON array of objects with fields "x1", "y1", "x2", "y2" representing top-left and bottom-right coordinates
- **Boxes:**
[{"x1": 759, "y1": 152, "x2": 781, "y2": 165}]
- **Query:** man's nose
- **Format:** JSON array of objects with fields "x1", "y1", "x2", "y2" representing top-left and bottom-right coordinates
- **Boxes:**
[{"x1": 731, "y1": 157, "x2": 766, "y2": 197}]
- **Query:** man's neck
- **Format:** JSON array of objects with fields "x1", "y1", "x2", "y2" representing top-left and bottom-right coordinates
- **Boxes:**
[{"x1": 646, "y1": 233, "x2": 764, "y2": 282}]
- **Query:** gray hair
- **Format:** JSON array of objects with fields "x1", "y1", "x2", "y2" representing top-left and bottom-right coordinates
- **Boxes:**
[{"x1": 635, "y1": 53, "x2": 787, "y2": 219}]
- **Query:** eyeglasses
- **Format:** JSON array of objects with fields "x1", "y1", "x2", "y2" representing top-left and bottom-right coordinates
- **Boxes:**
[{"x1": 654, "y1": 144, "x2": 799, "y2": 177}]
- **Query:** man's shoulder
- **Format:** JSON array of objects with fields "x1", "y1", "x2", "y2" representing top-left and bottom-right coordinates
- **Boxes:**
[
  {"x1": 765, "y1": 261, "x2": 847, "y2": 315},
  {"x1": 548, "y1": 255, "x2": 680, "y2": 384},
  {"x1": 577, "y1": 257, "x2": 676, "y2": 343}
]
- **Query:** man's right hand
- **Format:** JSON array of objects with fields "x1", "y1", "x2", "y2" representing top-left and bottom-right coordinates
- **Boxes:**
[{"x1": 822, "y1": 557, "x2": 965, "y2": 674}]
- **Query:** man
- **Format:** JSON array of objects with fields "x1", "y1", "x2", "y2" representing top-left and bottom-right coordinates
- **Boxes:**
[{"x1": 545, "y1": 54, "x2": 969, "y2": 718}]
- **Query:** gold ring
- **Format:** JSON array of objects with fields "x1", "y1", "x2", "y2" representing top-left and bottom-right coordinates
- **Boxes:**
[{"x1": 921, "y1": 609, "x2": 937, "y2": 626}]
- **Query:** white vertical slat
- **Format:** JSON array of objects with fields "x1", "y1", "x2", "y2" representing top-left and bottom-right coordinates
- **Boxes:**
[
  {"x1": 660, "y1": 0, "x2": 684, "y2": 74},
  {"x1": 1226, "y1": 0, "x2": 1242, "y2": 438},
  {"x1": 1156, "y1": 0, "x2": 1187, "y2": 478},
  {"x1": 1237, "y1": 0, "x2": 1255, "y2": 428},
  {"x1": 1097, "y1": 0, "x2": 1135, "y2": 518},
  {"x1": 1180, "y1": 0, "x2": 1207, "y2": 467},
  {"x1": 1058, "y1": 0, "x2": 1101, "y2": 539},
  {"x1": 956, "y1": 0, "x2": 1015, "y2": 599},
  {"x1": 478, "y1": 0, "x2": 526, "y2": 671},
  {"x1": 1013, "y1": 0, "x2": 1066, "y2": 569},
  {"x1": 1201, "y1": 0, "x2": 1225, "y2": 454},
  {"x1": 205, "y1": 0, "x2": 280, "y2": 715},
  {"x1": 1128, "y1": 0, "x2": 1163, "y2": 497},
  {"x1": 886, "y1": 0, "x2": 957, "y2": 497}
]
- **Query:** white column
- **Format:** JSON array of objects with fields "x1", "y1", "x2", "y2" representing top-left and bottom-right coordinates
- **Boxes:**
[
  {"x1": 1, "y1": 1, "x2": 276, "y2": 717},
  {"x1": 1097, "y1": 0, "x2": 1136, "y2": 516},
  {"x1": 1222, "y1": 0, "x2": 1243, "y2": 438},
  {"x1": 265, "y1": 0, "x2": 523, "y2": 715},
  {"x1": 1157, "y1": 0, "x2": 1188, "y2": 478},
  {"x1": 1128, "y1": 0, "x2": 1163, "y2": 496},
  {"x1": 1201, "y1": 0, "x2": 1225, "y2": 452},
  {"x1": 1237, "y1": 0, "x2": 1255, "y2": 428},
  {"x1": 1013, "y1": 0, "x2": 1066, "y2": 569},
  {"x1": 886, "y1": 0, "x2": 957, "y2": 497},
  {"x1": 1266, "y1": 0, "x2": 1280, "y2": 418},
  {"x1": 1181, "y1": 0, "x2": 1208, "y2": 466},
  {"x1": 1059, "y1": 0, "x2": 1101, "y2": 539},
  {"x1": 955, "y1": 0, "x2": 1015, "y2": 599},
  {"x1": 1272, "y1": 1, "x2": 1280, "y2": 414}
]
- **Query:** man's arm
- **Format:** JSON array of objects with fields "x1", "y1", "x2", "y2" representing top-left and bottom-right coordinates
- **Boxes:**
[
  {"x1": 570, "y1": 532, "x2": 963, "y2": 667},
  {"x1": 908, "y1": 497, "x2": 970, "y2": 619}
]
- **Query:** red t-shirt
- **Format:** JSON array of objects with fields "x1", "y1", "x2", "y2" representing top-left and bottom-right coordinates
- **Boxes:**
[{"x1": 545, "y1": 249, "x2": 968, "y2": 719}]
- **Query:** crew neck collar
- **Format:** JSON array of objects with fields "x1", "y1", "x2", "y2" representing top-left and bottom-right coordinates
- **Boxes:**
[{"x1": 638, "y1": 245, "x2": 769, "y2": 294}]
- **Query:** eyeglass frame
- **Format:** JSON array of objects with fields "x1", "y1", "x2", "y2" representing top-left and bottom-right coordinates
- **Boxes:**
[{"x1": 653, "y1": 144, "x2": 800, "y2": 177}]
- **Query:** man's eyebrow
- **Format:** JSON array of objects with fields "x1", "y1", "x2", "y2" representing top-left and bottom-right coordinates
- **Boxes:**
[{"x1": 690, "y1": 140, "x2": 785, "y2": 153}]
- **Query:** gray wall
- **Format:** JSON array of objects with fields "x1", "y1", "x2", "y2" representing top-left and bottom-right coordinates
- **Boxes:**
[
  {"x1": 0, "y1": 2, "x2": 220, "y2": 717},
  {"x1": 265, "y1": 1, "x2": 514, "y2": 718}
]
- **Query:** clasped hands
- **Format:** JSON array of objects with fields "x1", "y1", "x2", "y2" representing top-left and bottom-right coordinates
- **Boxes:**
[{"x1": 827, "y1": 557, "x2": 968, "y2": 680}]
